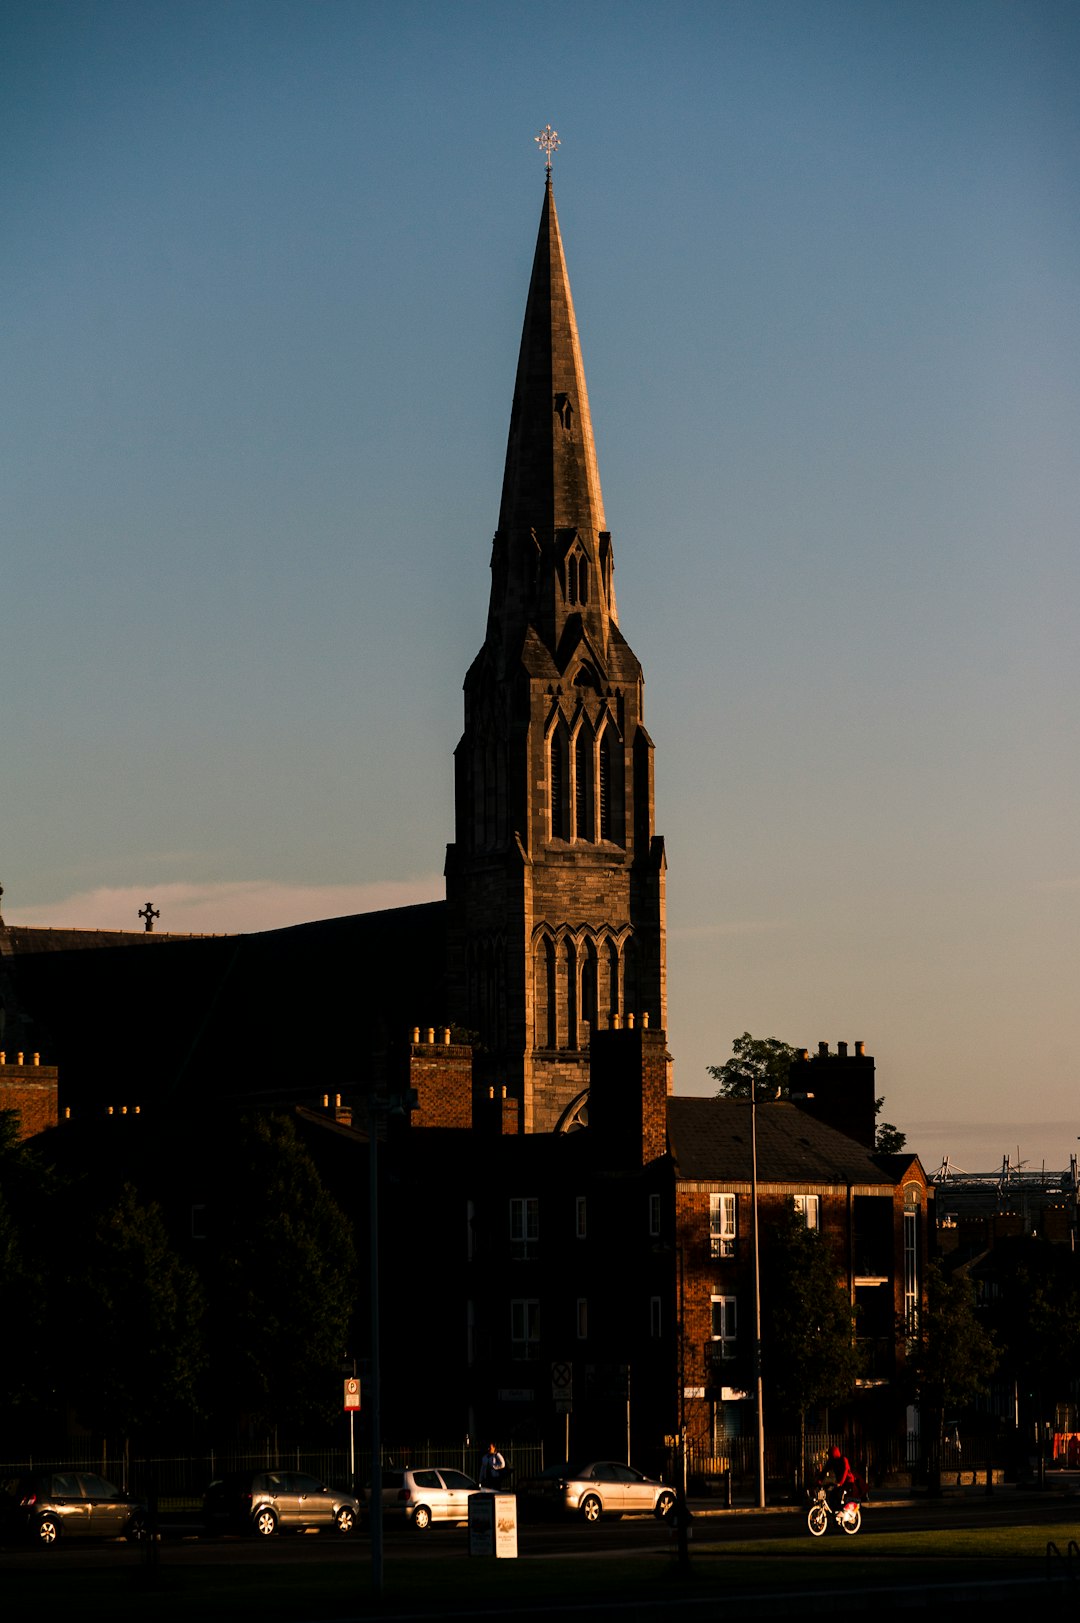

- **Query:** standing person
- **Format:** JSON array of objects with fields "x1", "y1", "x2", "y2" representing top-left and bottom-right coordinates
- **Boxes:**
[{"x1": 479, "y1": 1442, "x2": 506, "y2": 1489}]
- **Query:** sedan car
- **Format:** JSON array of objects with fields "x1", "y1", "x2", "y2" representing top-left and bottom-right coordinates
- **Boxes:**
[
  {"x1": 202, "y1": 1470, "x2": 359, "y2": 1536},
  {"x1": 0, "y1": 1470, "x2": 148, "y2": 1546},
  {"x1": 522, "y1": 1460, "x2": 675, "y2": 1523},
  {"x1": 368, "y1": 1466, "x2": 481, "y2": 1530}
]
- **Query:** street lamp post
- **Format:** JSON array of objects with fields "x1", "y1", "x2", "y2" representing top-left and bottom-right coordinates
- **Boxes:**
[
  {"x1": 750, "y1": 1075, "x2": 766, "y2": 1509},
  {"x1": 368, "y1": 1093, "x2": 384, "y2": 1600}
]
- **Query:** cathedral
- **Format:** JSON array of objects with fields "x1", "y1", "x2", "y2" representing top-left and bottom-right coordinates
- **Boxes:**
[{"x1": 0, "y1": 169, "x2": 667, "y2": 1133}]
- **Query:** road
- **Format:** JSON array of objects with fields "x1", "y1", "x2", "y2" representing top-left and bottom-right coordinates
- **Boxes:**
[{"x1": 2, "y1": 1486, "x2": 1077, "y2": 1567}]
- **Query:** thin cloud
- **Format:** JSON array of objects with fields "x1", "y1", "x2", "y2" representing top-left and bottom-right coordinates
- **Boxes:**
[
  {"x1": 6, "y1": 878, "x2": 445, "y2": 936},
  {"x1": 669, "y1": 920, "x2": 794, "y2": 941}
]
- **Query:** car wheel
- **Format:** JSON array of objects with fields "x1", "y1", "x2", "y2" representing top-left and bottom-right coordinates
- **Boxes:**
[
  {"x1": 126, "y1": 1513, "x2": 149, "y2": 1543},
  {"x1": 412, "y1": 1505, "x2": 432, "y2": 1531},
  {"x1": 36, "y1": 1515, "x2": 60, "y2": 1546},
  {"x1": 334, "y1": 1506, "x2": 356, "y2": 1535},
  {"x1": 580, "y1": 1493, "x2": 602, "y2": 1524},
  {"x1": 254, "y1": 1507, "x2": 279, "y2": 1537},
  {"x1": 655, "y1": 1491, "x2": 676, "y2": 1520}
]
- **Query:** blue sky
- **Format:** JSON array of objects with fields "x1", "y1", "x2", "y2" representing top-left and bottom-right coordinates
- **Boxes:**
[{"x1": 3, "y1": 0, "x2": 1078, "y2": 1172}]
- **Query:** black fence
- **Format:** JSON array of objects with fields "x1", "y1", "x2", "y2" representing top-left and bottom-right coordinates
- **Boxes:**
[{"x1": 0, "y1": 1439, "x2": 546, "y2": 1508}]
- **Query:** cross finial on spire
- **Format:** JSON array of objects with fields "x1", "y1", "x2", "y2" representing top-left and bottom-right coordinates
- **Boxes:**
[
  {"x1": 138, "y1": 900, "x2": 160, "y2": 933},
  {"x1": 535, "y1": 125, "x2": 559, "y2": 175}
]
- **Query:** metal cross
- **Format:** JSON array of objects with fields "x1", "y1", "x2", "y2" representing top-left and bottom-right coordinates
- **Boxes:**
[
  {"x1": 138, "y1": 900, "x2": 160, "y2": 933},
  {"x1": 535, "y1": 125, "x2": 560, "y2": 173}
]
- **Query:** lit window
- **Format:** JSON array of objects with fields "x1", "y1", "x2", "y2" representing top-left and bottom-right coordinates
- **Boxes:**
[
  {"x1": 794, "y1": 1194, "x2": 820, "y2": 1230},
  {"x1": 710, "y1": 1294, "x2": 737, "y2": 1359},
  {"x1": 710, "y1": 1193, "x2": 736, "y2": 1257}
]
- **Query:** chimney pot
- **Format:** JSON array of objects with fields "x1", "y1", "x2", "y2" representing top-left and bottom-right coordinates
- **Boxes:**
[
  {"x1": 628, "y1": 1013, "x2": 635, "y2": 1030},
  {"x1": 837, "y1": 1041, "x2": 848, "y2": 1058},
  {"x1": 818, "y1": 1041, "x2": 829, "y2": 1058},
  {"x1": 855, "y1": 1041, "x2": 865, "y2": 1057},
  {"x1": 33, "y1": 1052, "x2": 40, "y2": 1066},
  {"x1": 426, "y1": 1027, "x2": 435, "y2": 1045},
  {"x1": 411, "y1": 1027, "x2": 419, "y2": 1044},
  {"x1": 642, "y1": 1012, "x2": 650, "y2": 1028}
]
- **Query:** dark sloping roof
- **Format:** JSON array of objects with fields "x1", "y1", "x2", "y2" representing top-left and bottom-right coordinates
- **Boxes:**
[
  {"x1": 2, "y1": 901, "x2": 448, "y2": 1111},
  {"x1": 667, "y1": 1096, "x2": 910, "y2": 1187}
]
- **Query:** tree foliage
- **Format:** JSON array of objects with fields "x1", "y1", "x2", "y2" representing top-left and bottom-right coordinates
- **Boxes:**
[
  {"x1": 204, "y1": 1112, "x2": 357, "y2": 1432},
  {"x1": 761, "y1": 1203, "x2": 863, "y2": 1423},
  {"x1": 66, "y1": 1182, "x2": 207, "y2": 1439},
  {"x1": 707, "y1": 1033, "x2": 798, "y2": 1099},
  {"x1": 983, "y1": 1240, "x2": 1080, "y2": 1408},
  {"x1": 903, "y1": 1261, "x2": 997, "y2": 1421}
]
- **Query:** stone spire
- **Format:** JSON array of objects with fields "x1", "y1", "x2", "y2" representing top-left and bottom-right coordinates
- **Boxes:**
[
  {"x1": 487, "y1": 177, "x2": 618, "y2": 671},
  {"x1": 498, "y1": 175, "x2": 607, "y2": 539}
]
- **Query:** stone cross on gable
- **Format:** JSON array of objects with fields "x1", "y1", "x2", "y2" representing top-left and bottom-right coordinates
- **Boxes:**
[{"x1": 138, "y1": 901, "x2": 160, "y2": 933}]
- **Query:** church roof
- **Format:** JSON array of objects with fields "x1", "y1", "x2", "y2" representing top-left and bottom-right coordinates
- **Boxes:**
[
  {"x1": 498, "y1": 176, "x2": 607, "y2": 541},
  {"x1": 3, "y1": 902, "x2": 448, "y2": 1112},
  {"x1": 667, "y1": 1096, "x2": 907, "y2": 1189}
]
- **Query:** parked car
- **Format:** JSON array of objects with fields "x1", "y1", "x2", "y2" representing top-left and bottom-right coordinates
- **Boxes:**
[
  {"x1": 365, "y1": 1466, "x2": 481, "y2": 1530},
  {"x1": 201, "y1": 1470, "x2": 359, "y2": 1536},
  {"x1": 520, "y1": 1460, "x2": 675, "y2": 1523},
  {"x1": 0, "y1": 1470, "x2": 148, "y2": 1546}
]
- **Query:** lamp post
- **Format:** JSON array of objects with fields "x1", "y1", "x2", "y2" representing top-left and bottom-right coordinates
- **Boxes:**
[
  {"x1": 750, "y1": 1074, "x2": 766, "y2": 1509},
  {"x1": 368, "y1": 1092, "x2": 385, "y2": 1600},
  {"x1": 366, "y1": 1084, "x2": 413, "y2": 1600}
]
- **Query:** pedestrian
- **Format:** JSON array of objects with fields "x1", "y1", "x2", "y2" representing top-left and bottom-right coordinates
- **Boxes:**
[{"x1": 479, "y1": 1442, "x2": 506, "y2": 1488}]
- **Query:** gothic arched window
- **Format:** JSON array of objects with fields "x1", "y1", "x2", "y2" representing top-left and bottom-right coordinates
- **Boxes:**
[{"x1": 549, "y1": 725, "x2": 569, "y2": 840}]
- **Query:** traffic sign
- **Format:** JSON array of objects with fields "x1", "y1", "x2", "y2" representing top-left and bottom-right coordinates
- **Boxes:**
[
  {"x1": 343, "y1": 1377, "x2": 361, "y2": 1412},
  {"x1": 551, "y1": 1361, "x2": 573, "y2": 1397}
]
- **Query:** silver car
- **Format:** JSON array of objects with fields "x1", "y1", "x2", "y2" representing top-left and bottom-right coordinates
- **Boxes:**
[
  {"x1": 526, "y1": 1460, "x2": 675, "y2": 1523},
  {"x1": 373, "y1": 1466, "x2": 481, "y2": 1530}
]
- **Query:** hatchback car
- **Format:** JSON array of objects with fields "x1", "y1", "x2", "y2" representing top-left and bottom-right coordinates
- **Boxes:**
[
  {"x1": 368, "y1": 1466, "x2": 481, "y2": 1530},
  {"x1": 202, "y1": 1470, "x2": 359, "y2": 1537},
  {"x1": 522, "y1": 1460, "x2": 675, "y2": 1523},
  {"x1": 0, "y1": 1470, "x2": 148, "y2": 1546}
]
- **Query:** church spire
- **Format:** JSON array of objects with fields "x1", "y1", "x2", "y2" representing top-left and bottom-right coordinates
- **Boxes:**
[
  {"x1": 487, "y1": 169, "x2": 618, "y2": 671},
  {"x1": 497, "y1": 175, "x2": 607, "y2": 540}
]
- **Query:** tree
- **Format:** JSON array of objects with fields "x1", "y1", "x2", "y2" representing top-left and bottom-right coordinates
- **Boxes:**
[
  {"x1": 0, "y1": 1111, "x2": 59, "y2": 1431},
  {"x1": 203, "y1": 1112, "x2": 357, "y2": 1434},
  {"x1": 760, "y1": 1204, "x2": 863, "y2": 1478},
  {"x1": 66, "y1": 1181, "x2": 207, "y2": 1441},
  {"x1": 903, "y1": 1262, "x2": 997, "y2": 1467},
  {"x1": 707, "y1": 1033, "x2": 797, "y2": 1099},
  {"x1": 873, "y1": 1098, "x2": 906, "y2": 1153}
]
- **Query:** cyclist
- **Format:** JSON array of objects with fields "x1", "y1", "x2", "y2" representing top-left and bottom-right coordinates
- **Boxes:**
[{"x1": 818, "y1": 1445, "x2": 857, "y2": 1512}]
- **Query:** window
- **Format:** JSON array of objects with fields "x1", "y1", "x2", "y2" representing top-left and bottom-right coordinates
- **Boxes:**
[
  {"x1": 575, "y1": 1195, "x2": 587, "y2": 1239},
  {"x1": 793, "y1": 1194, "x2": 820, "y2": 1230},
  {"x1": 650, "y1": 1296, "x2": 662, "y2": 1337},
  {"x1": 648, "y1": 1192, "x2": 661, "y2": 1237},
  {"x1": 577, "y1": 1298, "x2": 588, "y2": 1339},
  {"x1": 510, "y1": 1197, "x2": 539, "y2": 1259},
  {"x1": 511, "y1": 1298, "x2": 540, "y2": 1359},
  {"x1": 903, "y1": 1195, "x2": 920, "y2": 1333},
  {"x1": 709, "y1": 1193, "x2": 736, "y2": 1257},
  {"x1": 710, "y1": 1294, "x2": 737, "y2": 1359}
]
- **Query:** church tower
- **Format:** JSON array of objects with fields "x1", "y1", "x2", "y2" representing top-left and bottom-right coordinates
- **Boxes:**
[{"x1": 445, "y1": 172, "x2": 667, "y2": 1133}]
